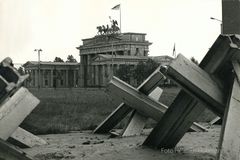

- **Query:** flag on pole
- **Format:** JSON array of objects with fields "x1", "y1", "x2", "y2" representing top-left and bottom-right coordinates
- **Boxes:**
[
  {"x1": 112, "y1": 4, "x2": 120, "y2": 10},
  {"x1": 173, "y1": 43, "x2": 176, "y2": 58}
]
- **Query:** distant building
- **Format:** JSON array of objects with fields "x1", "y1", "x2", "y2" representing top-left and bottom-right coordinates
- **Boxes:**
[
  {"x1": 23, "y1": 33, "x2": 153, "y2": 88},
  {"x1": 150, "y1": 55, "x2": 174, "y2": 66},
  {"x1": 23, "y1": 61, "x2": 79, "y2": 88},
  {"x1": 77, "y1": 32, "x2": 152, "y2": 87}
]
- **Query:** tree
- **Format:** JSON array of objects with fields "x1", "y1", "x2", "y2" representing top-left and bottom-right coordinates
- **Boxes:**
[
  {"x1": 115, "y1": 65, "x2": 133, "y2": 84},
  {"x1": 115, "y1": 58, "x2": 159, "y2": 86},
  {"x1": 190, "y1": 57, "x2": 199, "y2": 65},
  {"x1": 133, "y1": 59, "x2": 159, "y2": 85},
  {"x1": 17, "y1": 67, "x2": 25, "y2": 75},
  {"x1": 54, "y1": 57, "x2": 64, "y2": 62},
  {"x1": 66, "y1": 55, "x2": 77, "y2": 63}
]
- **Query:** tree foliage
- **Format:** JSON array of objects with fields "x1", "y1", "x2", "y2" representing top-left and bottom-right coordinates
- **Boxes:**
[
  {"x1": 66, "y1": 55, "x2": 77, "y2": 63},
  {"x1": 17, "y1": 67, "x2": 25, "y2": 75},
  {"x1": 54, "y1": 57, "x2": 64, "y2": 62},
  {"x1": 115, "y1": 65, "x2": 132, "y2": 84},
  {"x1": 115, "y1": 58, "x2": 159, "y2": 86},
  {"x1": 133, "y1": 59, "x2": 158, "y2": 85}
]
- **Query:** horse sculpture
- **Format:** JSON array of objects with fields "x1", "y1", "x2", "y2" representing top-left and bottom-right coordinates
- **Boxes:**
[
  {"x1": 96, "y1": 26, "x2": 103, "y2": 35},
  {"x1": 111, "y1": 20, "x2": 120, "y2": 33},
  {"x1": 96, "y1": 19, "x2": 120, "y2": 35}
]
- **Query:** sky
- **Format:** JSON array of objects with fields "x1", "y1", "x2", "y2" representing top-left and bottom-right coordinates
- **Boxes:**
[{"x1": 0, "y1": 0, "x2": 222, "y2": 66}]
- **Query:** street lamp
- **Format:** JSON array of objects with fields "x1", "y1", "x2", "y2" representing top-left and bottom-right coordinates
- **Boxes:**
[
  {"x1": 210, "y1": 17, "x2": 223, "y2": 34},
  {"x1": 34, "y1": 49, "x2": 42, "y2": 89}
]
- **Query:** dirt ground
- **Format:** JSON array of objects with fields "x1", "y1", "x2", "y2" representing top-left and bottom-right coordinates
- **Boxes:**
[{"x1": 24, "y1": 124, "x2": 220, "y2": 160}]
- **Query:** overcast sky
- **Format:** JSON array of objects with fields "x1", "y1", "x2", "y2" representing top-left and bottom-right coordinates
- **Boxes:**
[{"x1": 0, "y1": 0, "x2": 221, "y2": 66}]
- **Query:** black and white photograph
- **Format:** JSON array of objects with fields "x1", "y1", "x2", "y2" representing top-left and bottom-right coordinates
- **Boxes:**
[{"x1": 0, "y1": 0, "x2": 240, "y2": 159}]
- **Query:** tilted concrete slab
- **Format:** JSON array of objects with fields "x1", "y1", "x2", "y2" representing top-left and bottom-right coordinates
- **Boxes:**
[
  {"x1": 143, "y1": 34, "x2": 240, "y2": 149},
  {"x1": 94, "y1": 67, "x2": 207, "y2": 135},
  {"x1": 217, "y1": 62, "x2": 240, "y2": 160},
  {"x1": 217, "y1": 78, "x2": 240, "y2": 160},
  {"x1": 121, "y1": 87, "x2": 163, "y2": 137},
  {"x1": 160, "y1": 54, "x2": 225, "y2": 116},
  {"x1": 109, "y1": 77, "x2": 208, "y2": 132},
  {"x1": 0, "y1": 138, "x2": 33, "y2": 160},
  {"x1": 233, "y1": 60, "x2": 240, "y2": 84},
  {"x1": 0, "y1": 59, "x2": 44, "y2": 149},
  {"x1": 9, "y1": 127, "x2": 47, "y2": 148},
  {"x1": 93, "y1": 103, "x2": 132, "y2": 134},
  {"x1": 93, "y1": 68, "x2": 165, "y2": 134},
  {"x1": 108, "y1": 77, "x2": 169, "y2": 121},
  {"x1": 121, "y1": 111, "x2": 148, "y2": 137},
  {"x1": 0, "y1": 87, "x2": 40, "y2": 140},
  {"x1": 0, "y1": 86, "x2": 45, "y2": 148}
]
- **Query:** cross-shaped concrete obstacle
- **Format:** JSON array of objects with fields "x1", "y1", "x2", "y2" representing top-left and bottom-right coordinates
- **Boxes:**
[
  {"x1": 143, "y1": 35, "x2": 240, "y2": 160},
  {"x1": 94, "y1": 66, "x2": 208, "y2": 137},
  {"x1": 95, "y1": 34, "x2": 240, "y2": 160},
  {"x1": 0, "y1": 61, "x2": 45, "y2": 159}
]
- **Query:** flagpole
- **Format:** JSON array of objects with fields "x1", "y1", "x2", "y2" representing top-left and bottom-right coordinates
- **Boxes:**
[
  {"x1": 120, "y1": 4, "x2": 121, "y2": 33},
  {"x1": 173, "y1": 43, "x2": 176, "y2": 58},
  {"x1": 112, "y1": 4, "x2": 121, "y2": 33}
]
